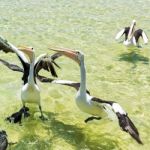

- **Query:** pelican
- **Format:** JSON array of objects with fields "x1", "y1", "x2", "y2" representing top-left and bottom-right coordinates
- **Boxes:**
[
  {"x1": 49, "y1": 47, "x2": 143, "y2": 144},
  {"x1": 0, "y1": 130, "x2": 8, "y2": 150},
  {"x1": 0, "y1": 36, "x2": 60, "y2": 119},
  {"x1": 115, "y1": 20, "x2": 148, "y2": 47}
]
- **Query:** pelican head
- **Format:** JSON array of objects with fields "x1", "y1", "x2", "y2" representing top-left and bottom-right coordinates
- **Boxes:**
[
  {"x1": 18, "y1": 46, "x2": 34, "y2": 62},
  {"x1": 49, "y1": 47, "x2": 84, "y2": 65},
  {"x1": 128, "y1": 20, "x2": 136, "y2": 40}
]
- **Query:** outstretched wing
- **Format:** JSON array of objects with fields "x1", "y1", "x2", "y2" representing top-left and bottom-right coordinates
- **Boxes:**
[
  {"x1": 0, "y1": 58, "x2": 30, "y2": 84},
  {"x1": 134, "y1": 29, "x2": 148, "y2": 44},
  {"x1": 142, "y1": 31, "x2": 148, "y2": 44},
  {"x1": 0, "y1": 36, "x2": 28, "y2": 63},
  {"x1": 0, "y1": 36, "x2": 31, "y2": 84},
  {"x1": 37, "y1": 77, "x2": 90, "y2": 94},
  {"x1": 115, "y1": 28, "x2": 125, "y2": 40},
  {"x1": 115, "y1": 27, "x2": 130, "y2": 40},
  {"x1": 112, "y1": 103, "x2": 143, "y2": 144},
  {"x1": 0, "y1": 59, "x2": 23, "y2": 72},
  {"x1": 34, "y1": 53, "x2": 62, "y2": 78},
  {"x1": 116, "y1": 112, "x2": 142, "y2": 144},
  {"x1": 0, "y1": 36, "x2": 14, "y2": 53},
  {"x1": 51, "y1": 79, "x2": 80, "y2": 90},
  {"x1": 91, "y1": 97, "x2": 143, "y2": 144},
  {"x1": 37, "y1": 75, "x2": 54, "y2": 82}
]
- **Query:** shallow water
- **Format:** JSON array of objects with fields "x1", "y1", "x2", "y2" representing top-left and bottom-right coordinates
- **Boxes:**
[{"x1": 0, "y1": 0, "x2": 150, "y2": 149}]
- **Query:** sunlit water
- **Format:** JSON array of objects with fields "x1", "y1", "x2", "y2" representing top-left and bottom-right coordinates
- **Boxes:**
[{"x1": 0, "y1": 0, "x2": 150, "y2": 149}]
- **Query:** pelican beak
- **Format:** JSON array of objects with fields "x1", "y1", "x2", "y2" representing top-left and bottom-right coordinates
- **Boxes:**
[
  {"x1": 18, "y1": 46, "x2": 34, "y2": 62},
  {"x1": 128, "y1": 20, "x2": 136, "y2": 40},
  {"x1": 49, "y1": 47, "x2": 80, "y2": 64}
]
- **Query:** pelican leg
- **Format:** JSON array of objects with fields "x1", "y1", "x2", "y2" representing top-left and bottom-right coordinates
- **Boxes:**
[
  {"x1": 84, "y1": 116, "x2": 101, "y2": 123},
  {"x1": 22, "y1": 105, "x2": 30, "y2": 118},
  {"x1": 137, "y1": 44, "x2": 142, "y2": 48},
  {"x1": 39, "y1": 105, "x2": 47, "y2": 120}
]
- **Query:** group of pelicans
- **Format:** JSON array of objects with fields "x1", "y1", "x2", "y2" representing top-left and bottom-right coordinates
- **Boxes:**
[{"x1": 0, "y1": 20, "x2": 148, "y2": 149}]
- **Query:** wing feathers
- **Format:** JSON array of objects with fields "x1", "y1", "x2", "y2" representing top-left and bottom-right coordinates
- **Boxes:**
[
  {"x1": 112, "y1": 103, "x2": 143, "y2": 144},
  {"x1": 0, "y1": 59, "x2": 23, "y2": 72},
  {"x1": 0, "y1": 36, "x2": 14, "y2": 53},
  {"x1": 91, "y1": 98, "x2": 142, "y2": 144},
  {"x1": 142, "y1": 31, "x2": 148, "y2": 44},
  {"x1": 115, "y1": 28, "x2": 125, "y2": 40},
  {"x1": 35, "y1": 53, "x2": 62, "y2": 78},
  {"x1": 116, "y1": 113, "x2": 143, "y2": 144}
]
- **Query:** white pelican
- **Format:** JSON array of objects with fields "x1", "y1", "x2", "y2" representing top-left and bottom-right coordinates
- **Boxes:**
[
  {"x1": 49, "y1": 47, "x2": 143, "y2": 144},
  {"x1": 115, "y1": 20, "x2": 148, "y2": 47},
  {"x1": 0, "y1": 36, "x2": 60, "y2": 119}
]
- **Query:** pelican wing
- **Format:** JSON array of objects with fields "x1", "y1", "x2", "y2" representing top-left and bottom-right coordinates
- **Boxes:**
[
  {"x1": 0, "y1": 58, "x2": 30, "y2": 84},
  {"x1": 0, "y1": 59, "x2": 23, "y2": 72},
  {"x1": 0, "y1": 36, "x2": 14, "y2": 53},
  {"x1": 115, "y1": 28, "x2": 125, "y2": 40},
  {"x1": 51, "y1": 79, "x2": 80, "y2": 90},
  {"x1": 134, "y1": 29, "x2": 148, "y2": 44},
  {"x1": 142, "y1": 31, "x2": 148, "y2": 44},
  {"x1": 0, "y1": 36, "x2": 28, "y2": 63},
  {"x1": 35, "y1": 53, "x2": 62, "y2": 78},
  {"x1": 51, "y1": 79, "x2": 90, "y2": 94},
  {"x1": 37, "y1": 75, "x2": 54, "y2": 82},
  {"x1": 116, "y1": 112, "x2": 142, "y2": 144},
  {"x1": 0, "y1": 36, "x2": 30, "y2": 84},
  {"x1": 91, "y1": 97, "x2": 143, "y2": 144},
  {"x1": 37, "y1": 78, "x2": 90, "y2": 94}
]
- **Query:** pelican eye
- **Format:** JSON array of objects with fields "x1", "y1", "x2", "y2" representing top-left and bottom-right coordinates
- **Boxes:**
[{"x1": 76, "y1": 51, "x2": 80, "y2": 55}]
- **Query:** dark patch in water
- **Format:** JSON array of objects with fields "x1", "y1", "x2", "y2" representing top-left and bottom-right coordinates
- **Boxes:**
[
  {"x1": 118, "y1": 51, "x2": 149, "y2": 68},
  {"x1": 12, "y1": 112, "x2": 120, "y2": 150}
]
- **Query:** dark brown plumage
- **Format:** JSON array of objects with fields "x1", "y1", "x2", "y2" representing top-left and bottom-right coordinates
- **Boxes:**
[
  {"x1": 0, "y1": 53, "x2": 61, "y2": 84},
  {"x1": 6, "y1": 107, "x2": 30, "y2": 124},
  {"x1": 0, "y1": 130, "x2": 8, "y2": 150},
  {"x1": 116, "y1": 113, "x2": 143, "y2": 144},
  {"x1": 0, "y1": 36, "x2": 14, "y2": 53}
]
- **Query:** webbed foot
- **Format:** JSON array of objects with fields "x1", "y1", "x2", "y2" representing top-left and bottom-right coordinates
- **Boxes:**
[{"x1": 39, "y1": 115, "x2": 48, "y2": 121}]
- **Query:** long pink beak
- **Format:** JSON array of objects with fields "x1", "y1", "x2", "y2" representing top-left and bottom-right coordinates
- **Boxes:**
[
  {"x1": 49, "y1": 47, "x2": 80, "y2": 64},
  {"x1": 18, "y1": 46, "x2": 34, "y2": 61}
]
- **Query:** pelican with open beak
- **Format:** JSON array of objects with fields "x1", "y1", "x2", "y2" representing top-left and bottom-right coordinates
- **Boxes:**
[
  {"x1": 17, "y1": 47, "x2": 45, "y2": 119},
  {"x1": 49, "y1": 47, "x2": 143, "y2": 144},
  {"x1": 0, "y1": 37, "x2": 61, "y2": 120}
]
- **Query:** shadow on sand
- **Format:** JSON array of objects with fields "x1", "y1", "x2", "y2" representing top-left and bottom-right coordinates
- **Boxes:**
[
  {"x1": 118, "y1": 51, "x2": 149, "y2": 68},
  {"x1": 11, "y1": 112, "x2": 120, "y2": 150}
]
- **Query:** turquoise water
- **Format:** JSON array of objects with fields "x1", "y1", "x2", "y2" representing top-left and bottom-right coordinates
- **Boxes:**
[{"x1": 0, "y1": 0, "x2": 150, "y2": 149}]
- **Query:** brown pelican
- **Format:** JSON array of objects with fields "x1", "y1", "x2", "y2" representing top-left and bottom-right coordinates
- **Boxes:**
[
  {"x1": 0, "y1": 37, "x2": 60, "y2": 119},
  {"x1": 49, "y1": 47, "x2": 143, "y2": 144},
  {"x1": 115, "y1": 20, "x2": 148, "y2": 47}
]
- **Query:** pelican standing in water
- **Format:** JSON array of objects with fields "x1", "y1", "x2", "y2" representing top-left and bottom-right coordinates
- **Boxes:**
[
  {"x1": 115, "y1": 20, "x2": 148, "y2": 47},
  {"x1": 49, "y1": 47, "x2": 143, "y2": 144},
  {"x1": 0, "y1": 37, "x2": 60, "y2": 119}
]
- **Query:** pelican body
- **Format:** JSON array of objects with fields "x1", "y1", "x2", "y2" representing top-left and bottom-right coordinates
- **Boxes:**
[
  {"x1": 0, "y1": 37, "x2": 60, "y2": 120},
  {"x1": 9, "y1": 46, "x2": 44, "y2": 118},
  {"x1": 21, "y1": 52, "x2": 42, "y2": 117},
  {"x1": 115, "y1": 20, "x2": 148, "y2": 47},
  {"x1": 21, "y1": 50, "x2": 40, "y2": 106},
  {"x1": 49, "y1": 47, "x2": 143, "y2": 144}
]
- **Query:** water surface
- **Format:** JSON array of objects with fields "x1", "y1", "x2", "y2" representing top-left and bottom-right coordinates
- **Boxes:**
[{"x1": 0, "y1": 0, "x2": 150, "y2": 149}]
